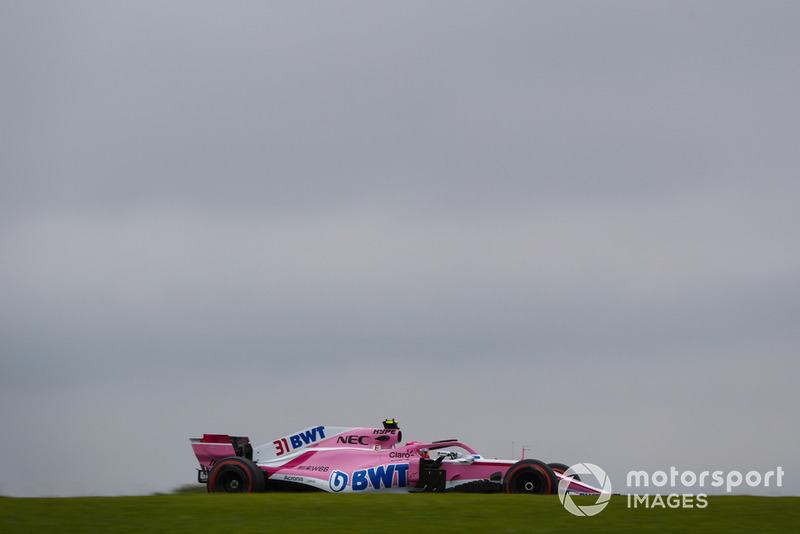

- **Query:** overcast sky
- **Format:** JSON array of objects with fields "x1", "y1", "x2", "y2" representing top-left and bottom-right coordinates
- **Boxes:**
[{"x1": 1, "y1": 1, "x2": 798, "y2": 497}]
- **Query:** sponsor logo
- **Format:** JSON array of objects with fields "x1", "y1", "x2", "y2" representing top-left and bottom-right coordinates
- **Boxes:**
[
  {"x1": 284, "y1": 476, "x2": 304, "y2": 483},
  {"x1": 298, "y1": 465, "x2": 330, "y2": 473},
  {"x1": 389, "y1": 451, "x2": 414, "y2": 459},
  {"x1": 353, "y1": 464, "x2": 409, "y2": 491},
  {"x1": 373, "y1": 429, "x2": 397, "y2": 435},
  {"x1": 328, "y1": 464, "x2": 410, "y2": 492},
  {"x1": 337, "y1": 435, "x2": 369, "y2": 445},
  {"x1": 329, "y1": 470, "x2": 349, "y2": 492},
  {"x1": 273, "y1": 426, "x2": 326, "y2": 456}
]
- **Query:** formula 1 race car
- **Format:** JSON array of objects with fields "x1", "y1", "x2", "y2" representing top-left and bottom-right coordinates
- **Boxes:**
[{"x1": 190, "y1": 420, "x2": 603, "y2": 495}]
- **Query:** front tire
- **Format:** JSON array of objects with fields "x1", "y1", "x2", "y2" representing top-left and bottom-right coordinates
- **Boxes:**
[
  {"x1": 207, "y1": 456, "x2": 265, "y2": 493},
  {"x1": 548, "y1": 462, "x2": 581, "y2": 482},
  {"x1": 503, "y1": 459, "x2": 558, "y2": 495}
]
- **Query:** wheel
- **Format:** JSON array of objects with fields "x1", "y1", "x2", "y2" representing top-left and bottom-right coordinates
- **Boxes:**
[
  {"x1": 208, "y1": 456, "x2": 265, "y2": 493},
  {"x1": 548, "y1": 462, "x2": 581, "y2": 482},
  {"x1": 503, "y1": 459, "x2": 558, "y2": 495},
  {"x1": 207, "y1": 456, "x2": 265, "y2": 493}
]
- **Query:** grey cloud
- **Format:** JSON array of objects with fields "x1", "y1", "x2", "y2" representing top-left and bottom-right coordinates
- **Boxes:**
[{"x1": 1, "y1": 1, "x2": 798, "y2": 497}]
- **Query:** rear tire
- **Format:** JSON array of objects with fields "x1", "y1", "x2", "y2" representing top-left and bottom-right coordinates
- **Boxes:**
[
  {"x1": 503, "y1": 459, "x2": 558, "y2": 495},
  {"x1": 207, "y1": 456, "x2": 265, "y2": 493}
]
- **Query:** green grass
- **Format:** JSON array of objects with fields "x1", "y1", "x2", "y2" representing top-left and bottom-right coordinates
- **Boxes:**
[{"x1": 1, "y1": 494, "x2": 798, "y2": 533}]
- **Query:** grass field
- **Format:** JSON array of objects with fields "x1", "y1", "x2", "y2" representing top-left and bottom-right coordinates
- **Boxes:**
[{"x1": 2, "y1": 494, "x2": 798, "y2": 533}]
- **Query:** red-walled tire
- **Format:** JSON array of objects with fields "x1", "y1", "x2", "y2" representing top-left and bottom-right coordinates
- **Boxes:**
[
  {"x1": 503, "y1": 459, "x2": 558, "y2": 495},
  {"x1": 207, "y1": 456, "x2": 265, "y2": 493}
]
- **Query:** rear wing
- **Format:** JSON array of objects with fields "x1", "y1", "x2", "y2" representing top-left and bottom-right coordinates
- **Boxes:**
[
  {"x1": 190, "y1": 434, "x2": 253, "y2": 484},
  {"x1": 190, "y1": 434, "x2": 252, "y2": 467}
]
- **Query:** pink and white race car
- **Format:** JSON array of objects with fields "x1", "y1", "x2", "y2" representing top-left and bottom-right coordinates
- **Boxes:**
[{"x1": 190, "y1": 420, "x2": 603, "y2": 495}]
